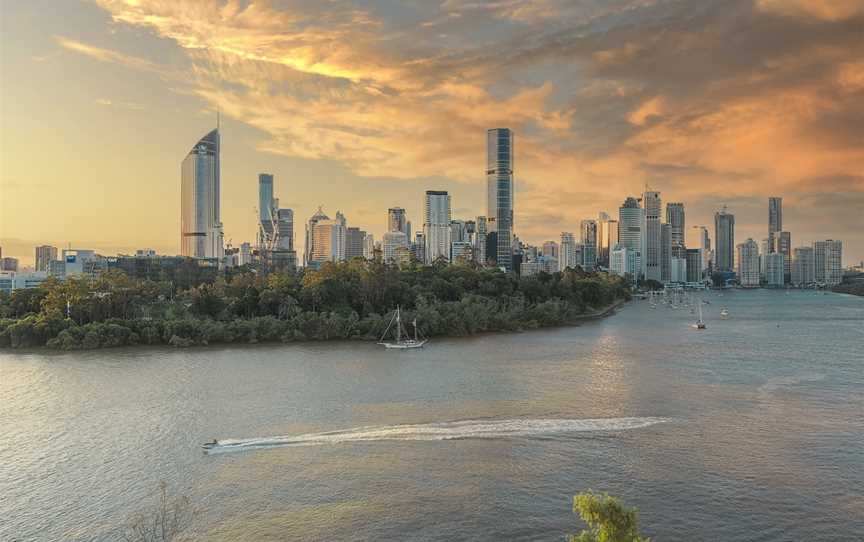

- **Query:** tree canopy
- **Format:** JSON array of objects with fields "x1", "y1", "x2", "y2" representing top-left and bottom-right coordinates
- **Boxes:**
[{"x1": 570, "y1": 490, "x2": 650, "y2": 542}]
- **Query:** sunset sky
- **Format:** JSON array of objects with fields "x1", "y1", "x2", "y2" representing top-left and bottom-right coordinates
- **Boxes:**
[{"x1": 2, "y1": 0, "x2": 862, "y2": 267}]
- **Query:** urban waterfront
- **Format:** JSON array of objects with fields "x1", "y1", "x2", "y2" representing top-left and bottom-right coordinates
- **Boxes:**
[{"x1": 2, "y1": 290, "x2": 862, "y2": 541}]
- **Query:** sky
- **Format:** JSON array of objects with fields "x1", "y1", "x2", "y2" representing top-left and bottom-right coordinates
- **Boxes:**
[{"x1": 1, "y1": 0, "x2": 862, "y2": 267}]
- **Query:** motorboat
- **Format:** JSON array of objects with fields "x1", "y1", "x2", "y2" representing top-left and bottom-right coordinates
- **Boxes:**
[
  {"x1": 692, "y1": 301, "x2": 707, "y2": 330},
  {"x1": 202, "y1": 439, "x2": 219, "y2": 450}
]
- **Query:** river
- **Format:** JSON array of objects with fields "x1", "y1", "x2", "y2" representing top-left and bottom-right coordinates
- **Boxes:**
[{"x1": 2, "y1": 290, "x2": 862, "y2": 541}]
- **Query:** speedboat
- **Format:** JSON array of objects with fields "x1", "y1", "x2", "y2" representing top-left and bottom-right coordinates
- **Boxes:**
[
  {"x1": 720, "y1": 308, "x2": 729, "y2": 318},
  {"x1": 202, "y1": 439, "x2": 219, "y2": 450}
]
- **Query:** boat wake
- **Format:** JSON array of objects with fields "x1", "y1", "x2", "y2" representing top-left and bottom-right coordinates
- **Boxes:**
[{"x1": 205, "y1": 417, "x2": 669, "y2": 454}]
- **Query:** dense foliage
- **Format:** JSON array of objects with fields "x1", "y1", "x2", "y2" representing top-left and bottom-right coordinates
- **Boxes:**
[
  {"x1": 569, "y1": 490, "x2": 650, "y2": 542},
  {"x1": 0, "y1": 261, "x2": 630, "y2": 350}
]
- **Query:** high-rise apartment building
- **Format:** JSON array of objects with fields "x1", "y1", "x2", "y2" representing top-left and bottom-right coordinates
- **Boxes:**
[
  {"x1": 474, "y1": 216, "x2": 487, "y2": 265},
  {"x1": 791, "y1": 247, "x2": 815, "y2": 286},
  {"x1": 768, "y1": 197, "x2": 782, "y2": 252},
  {"x1": 737, "y1": 238, "x2": 760, "y2": 287},
  {"x1": 685, "y1": 249, "x2": 702, "y2": 283},
  {"x1": 559, "y1": 232, "x2": 578, "y2": 271},
  {"x1": 486, "y1": 128, "x2": 514, "y2": 271},
  {"x1": 424, "y1": 190, "x2": 451, "y2": 264},
  {"x1": 814, "y1": 240, "x2": 842, "y2": 286},
  {"x1": 181, "y1": 128, "x2": 223, "y2": 259},
  {"x1": 35, "y1": 245, "x2": 58, "y2": 272},
  {"x1": 305, "y1": 208, "x2": 346, "y2": 267},
  {"x1": 714, "y1": 207, "x2": 735, "y2": 272},
  {"x1": 642, "y1": 190, "x2": 662, "y2": 281},
  {"x1": 542, "y1": 240, "x2": 559, "y2": 260}
]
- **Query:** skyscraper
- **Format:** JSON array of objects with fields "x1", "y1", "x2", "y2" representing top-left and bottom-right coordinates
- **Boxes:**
[
  {"x1": 424, "y1": 190, "x2": 451, "y2": 263},
  {"x1": 35, "y1": 245, "x2": 57, "y2": 272},
  {"x1": 642, "y1": 190, "x2": 662, "y2": 281},
  {"x1": 618, "y1": 197, "x2": 643, "y2": 277},
  {"x1": 346, "y1": 227, "x2": 366, "y2": 260},
  {"x1": 559, "y1": 232, "x2": 578, "y2": 271},
  {"x1": 259, "y1": 174, "x2": 275, "y2": 224},
  {"x1": 486, "y1": 128, "x2": 514, "y2": 271},
  {"x1": 666, "y1": 203, "x2": 685, "y2": 258},
  {"x1": 181, "y1": 128, "x2": 223, "y2": 259},
  {"x1": 814, "y1": 240, "x2": 842, "y2": 286},
  {"x1": 383, "y1": 231, "x2": 409, "y2": 263},
  {"x1": 714, "y1": 207, "x2": 735, "y2": 273},
  {"x1": 660, "y1": 223, "x2": 672, "y2": 282},
  {"x1": 580, "y1": 219, "x2": 598, "y2": 271},
  {"x1": 737, "y1": 238, "x2": 760, "y2": 287},
  {"x1": 474, "y1": 216, "x2": 487, "y2": 265},
  {"x1": 768, "y1": 197, "x2": 782, "y2": 252},
  {"x1": 766, "y1": 253, "x2": 785, "y2": 287},
  {"x1": 687, "y1": 226, "x2": 711, "y2": 276}
]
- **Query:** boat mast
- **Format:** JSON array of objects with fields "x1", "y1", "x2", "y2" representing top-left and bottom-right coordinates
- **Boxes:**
[
  {"x1": 395, "y1": 306, "x2": 402, "y2": 342},
  {"x1": 413, "y1": 318, "x2": 418, "y2": 342}
]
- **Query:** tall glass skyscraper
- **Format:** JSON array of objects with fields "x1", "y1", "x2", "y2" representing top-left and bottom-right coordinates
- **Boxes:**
[
  {"x1": 486, "y1": 128, "x2": 514, "y2": 271},
  {"x1": 714, "y1": 207, "x2": 735, "y2": 272},
  {"x1": 642, "y1": 190, "x2": 662, "y2": 281},
  {"x1": 181, "y1": 129, "x2": 223, "y2": 259}
]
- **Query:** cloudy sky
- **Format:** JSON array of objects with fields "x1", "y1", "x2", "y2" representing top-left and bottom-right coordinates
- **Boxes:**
[{"x1": 2, "y1": 0, "x2": 862, "y2": 266}]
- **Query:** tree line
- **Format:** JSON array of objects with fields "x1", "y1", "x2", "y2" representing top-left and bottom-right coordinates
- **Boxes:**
[{"x1": 0, "y1": 260, "x2": 630, "y2": 350}]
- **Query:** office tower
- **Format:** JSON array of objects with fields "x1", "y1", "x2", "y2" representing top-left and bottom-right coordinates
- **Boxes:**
[
  {"x1": 35, "y1": 245, "x2": 57, "y2": 272},
  {"x1": 424, "y1": 190, "x2": 451, "y2": 264},
  {"x1": 685, "y1": 249, "x2": 702, "y2": 283},
  {"x1": 270, "y1": 208, "x2": 296, "y2": 269},
  {"x1": 382, "y1": 231, "x2": 409, "y2": 263},
  {"x1": 346, "y1": 227, "x2": 367, "y2": 260},
  {"x1": 305, "y1": 208, "x2": 345, "y2": 267},
  {"x1": 181, "y1": 128, "x2": 223, "y2": 259},
  {"x1": 766, "y1": 253, "x2": 785, "y2": 287},
  {"x1": 579, "y1": 220, "x2": 598, "y2": 271},
  {"x1": 777, "y1": 231, "x2": 792, "y2": 283},
  {"x1": 618, "y1": 197, "x2": 642, "y2": 251},
  {"x1": 791, "y1": 247, "x2": 815, "y2": 286},
  {"x1": 814, "y1": 240, "x2": 842, "y2": 286},
  {"x1": 387, "y1": 207, "x2": 408, "y2": 236},
  {"x1": 642, "y1": 190, "x2": 662, "y2": 281},
  {"x1": 660, "y1": 223, "x2": 672, "y2": 282},
  {"x1": 559, "y1": 232, "x2": 578, "y2": 271},
  {"x1": 666, "y1": 203, "x2": 686, "y2": 258},
  {"x1": 768, "y1": 197, "x2": 782, "y2": 252},
  {"x1": 451, "y1": 220, "x2": 466, "y2": 243},
  {"x1": 259, "y1": 173, "x2": 275, "y2": 223},
  {"x1": 714, "y1": 207, "x2": 735, "y2": 272},
  {"x1": 760, "y1": 238, "x2": 770, "y2": 280},
  {"x1": 605, "y1": 220, "x2": 619, "y2": 267},
  {"x1": 737, "y1": 238, "x2": 760, "y2": 287},
  {"x1": 1, "y1": 257, "x2": 19, "y2": 272},
  {"x1": 670, "y1": 257, "x2": 687, "y2": 283},
  {"x1": 486, "y1": 128, "x2": 514, "y2": 271},
  {"x1": 451, "y1": 241, "x2": 472, "y2": 261}
]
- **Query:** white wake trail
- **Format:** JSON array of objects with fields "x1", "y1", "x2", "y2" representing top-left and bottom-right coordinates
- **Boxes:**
[{"x1": 205, "y1": 417, "x2": 669, "y2": 454}]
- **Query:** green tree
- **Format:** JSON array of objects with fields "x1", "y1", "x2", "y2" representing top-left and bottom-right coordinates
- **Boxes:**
[{"x1": 569, "y1": 490, "x2": 650, "y2": 542}]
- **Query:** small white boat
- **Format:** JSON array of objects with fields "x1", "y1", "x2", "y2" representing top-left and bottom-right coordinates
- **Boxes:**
[
  {"x1": 202, "y1": 439, "x2": 218, "y2": 450},
  {"x1": 720, "y1": 308, "x2": 729, "y2": 318},
  {"x1": 692, "y1": 301, "x2": 707, "y2": 329},
  {"x1": 379, "y1": 306, "x2": 428, "y2": 349}
]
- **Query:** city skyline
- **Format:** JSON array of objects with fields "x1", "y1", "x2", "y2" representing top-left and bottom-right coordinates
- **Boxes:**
[{"x1": 2, "y1": 1, "x2": 864, "y2": 266}]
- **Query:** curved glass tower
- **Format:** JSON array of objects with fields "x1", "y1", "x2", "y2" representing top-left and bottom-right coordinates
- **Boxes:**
[
  {"x1": 486, "y1": 128, "x2": 514, "y2": 271},
  {"x1": 181, "y1": 129, "x2": 223, "y2": 259}
]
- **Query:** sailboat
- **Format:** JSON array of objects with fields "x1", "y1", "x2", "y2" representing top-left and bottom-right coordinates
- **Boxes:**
[
  {"x1": 692, "y1": 300, "x2": 707, "y2": 329},
  {"x1": 378, "y1": 306, "x2": 428, "y2": 349}
]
